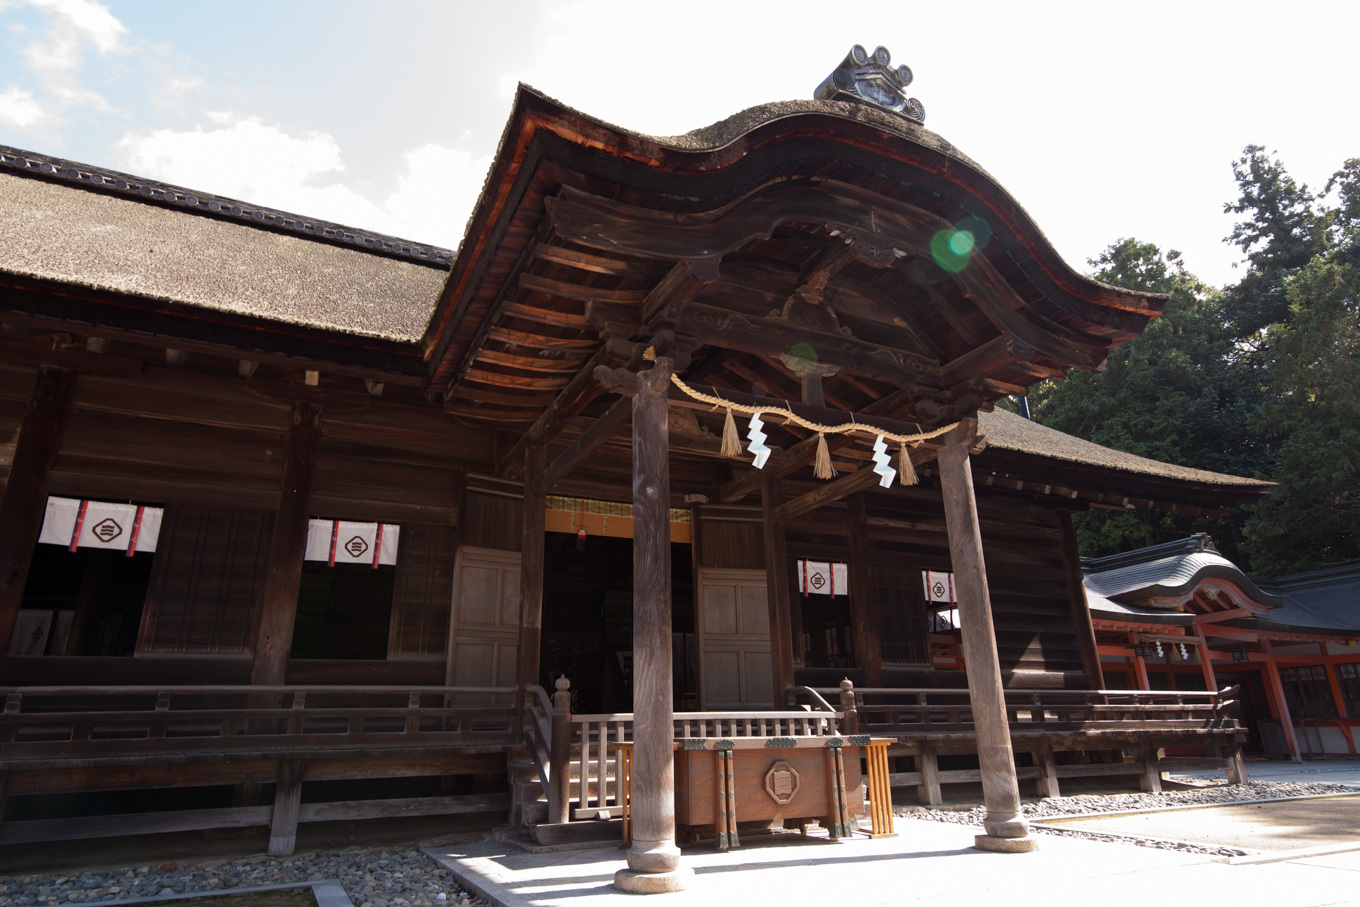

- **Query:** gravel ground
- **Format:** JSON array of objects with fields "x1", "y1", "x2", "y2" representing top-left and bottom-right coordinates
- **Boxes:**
[
  {"x1": 0, "y1": 847, "x2": 490, "y2": 907},
  {"x1": 5, "y1": 778, "x2": 1357, "y2": 905},
  {"x1": 895, "y1": 778, "x2": 1360, "y2": 857}
]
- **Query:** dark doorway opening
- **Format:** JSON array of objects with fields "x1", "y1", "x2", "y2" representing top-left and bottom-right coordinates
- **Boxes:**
[
  {"x1": 540, "y1": 533, "x2": 693, "y2": 714},
  {"x1": 14, "y1": 545, "x2": 153, "y2": 656}
]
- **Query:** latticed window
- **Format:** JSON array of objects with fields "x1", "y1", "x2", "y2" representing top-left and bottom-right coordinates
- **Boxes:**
[
  {"x1": 1280, "y1": 666, "x2": 1339, "y2": 719},
  {"x1": 874, "y1": 566, "x2": 930, "y2": 666}
]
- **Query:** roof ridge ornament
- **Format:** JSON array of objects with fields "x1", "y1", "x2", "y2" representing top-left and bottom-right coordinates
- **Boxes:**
[{"x1": 815, "y1": 45, "x2": 925, "y2": 123}]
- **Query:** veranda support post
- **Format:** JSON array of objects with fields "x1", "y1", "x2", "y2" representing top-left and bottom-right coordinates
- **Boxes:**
[
  {"x1": 938, "y1": 421, "x2": 1037, "y2": 853},
  {"x1": 598, "y1": 356, "x2": 692, "y2": 894}
]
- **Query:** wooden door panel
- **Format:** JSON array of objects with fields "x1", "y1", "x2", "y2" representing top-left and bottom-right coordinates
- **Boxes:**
[
  {"x1": 448, "y1": 546, "x2": 521, "y2": 694},
  {"x1": 696, "y1": 567, "x2": 771, "y2": 709}
]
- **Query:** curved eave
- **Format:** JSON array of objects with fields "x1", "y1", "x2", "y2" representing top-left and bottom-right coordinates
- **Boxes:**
[
  {"x1": 423, "y1": 85, "x2": 1166, "y2": 394},
  {"x1": 1109, "y1": 566, "x2": 1286, "y2": 611}
]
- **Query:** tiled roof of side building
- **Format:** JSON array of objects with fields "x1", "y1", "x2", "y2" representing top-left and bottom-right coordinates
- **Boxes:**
[
  {"x1": 1254, "y1": 564, "x2": 1360, "y2": 632},
  {"x1": 0, "y1": 148, "x2": 451, "y2": 343}
]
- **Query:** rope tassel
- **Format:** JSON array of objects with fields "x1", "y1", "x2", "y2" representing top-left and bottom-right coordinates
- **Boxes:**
[
  {"x1": 898, "y1": 444, "x2": 918, "y2": 486},
  {"x1": 813, "y1": 433, "x2": 837, "y2": 480},
  {"x1": 720, "y1": 408, "x2": 742, "y2": 458}
]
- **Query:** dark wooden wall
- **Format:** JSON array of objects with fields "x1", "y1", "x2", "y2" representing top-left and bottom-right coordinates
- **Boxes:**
[
  {"x1": 780, "y1": 479, "x2": 1090, "y2": 689},
  {"x1": 137, "y1": 507, "x2": 273, "y2": 654},
  {"x1": 694, "y1": 506, "x2": 764, "y2": 570},
  {"x1": 387, "y1": 524, "x2": 456, "y2": 658},
  {"x1": 2, "y1": 359, "x2": 487, "y2": 684}
]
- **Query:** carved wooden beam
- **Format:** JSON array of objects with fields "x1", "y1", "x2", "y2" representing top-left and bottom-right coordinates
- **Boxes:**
[
  {"x1": 679, "y1": 303, "x2": 939, "y2": 384},
  {"x1": 774, "y1": 465, "x2": 882, "y2": 522},
  {"x1": 533, "y1": 394, "x2": 632, "y2": 495},
  {"x1": 497, "y1": 347, "x2": 613, "y2": 478},
  {"x1": 531, "y1": 242, "x2": 651, "y2": 276},
  {"x1": 518, "y1": 272, "x2": 646, "y2": 305},
  {"x1": 643, "y1": 259, "x2": 720, "y2": 325}
]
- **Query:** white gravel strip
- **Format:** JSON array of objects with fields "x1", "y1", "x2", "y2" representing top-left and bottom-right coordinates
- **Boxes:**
[
  {"x1": 0, "y1": 847, "x2": 490, "y2": 907},
  {"x1": 894, "y1": 779, "x2": 1360, "y2": 857}
]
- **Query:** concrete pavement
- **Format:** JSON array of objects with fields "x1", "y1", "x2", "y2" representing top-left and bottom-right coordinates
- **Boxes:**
[
  {"x1": 424, "y1": 761, "x2": 1360, "y2": 906},
  {"x1": 424, "y1": 818, "x2": 1360, "y2": 907}
]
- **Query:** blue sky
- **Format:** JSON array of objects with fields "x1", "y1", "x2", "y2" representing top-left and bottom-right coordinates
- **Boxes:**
[{"x1": 2, "y1": 0, "x2": 1357, "y2": 289}]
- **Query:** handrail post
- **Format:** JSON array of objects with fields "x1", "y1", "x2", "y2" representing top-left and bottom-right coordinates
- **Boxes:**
[
  {"x1": 550, "y1": 675, "x2": 572, "y2": 824},
  {"x1": 287, "y1": 691, "x2": 307, "y2": 736},
  {"x1": 839, "y1": 678, "x2": 858, "y2": 735}
]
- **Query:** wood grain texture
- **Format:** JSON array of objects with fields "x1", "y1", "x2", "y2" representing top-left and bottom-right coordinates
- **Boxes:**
[
  {"x1": 938, "y1": 423, "x2": 1027, "y2": 838},
  {"x1": 250, "y1": 401, "x2": 322, "y2": 687},
  {"x1": 626, "y1": 358, "x2": 679, "y2": 866},
  {"x1": 0, "y1": 365, "x2": 74, "y2": 651}
]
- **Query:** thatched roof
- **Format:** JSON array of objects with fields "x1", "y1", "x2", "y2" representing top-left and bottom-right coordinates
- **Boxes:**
[
  {"x1": 0, "y1": 156, "x2": 448, "y2": 343},
  {"x1": 979, "y1": 407, "x2": 1273, "y2": 491}
]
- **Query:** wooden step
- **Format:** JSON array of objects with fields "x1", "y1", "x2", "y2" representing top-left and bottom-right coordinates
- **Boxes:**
[{"x1": 531, "y1": 817, "x2": 623, "y2": 847}]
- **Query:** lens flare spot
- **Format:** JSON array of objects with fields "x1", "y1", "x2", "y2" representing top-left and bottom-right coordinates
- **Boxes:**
[
  {"x1": 930, "y1": 216, "x2": 992, "y2": 274},
  {"x1": 784, "y1": 342, "x2": 819, "y2": 376},
  {"x1": 930, "y1": 230, "x2": 969, "y2": 273}
]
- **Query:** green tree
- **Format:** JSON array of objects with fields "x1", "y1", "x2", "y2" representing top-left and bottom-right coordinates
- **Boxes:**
[
  {"x1": 1241, "y1": 160, "x2": 1360, "y2": 572},
  {"x1": 1222, "y1": 145, "x2": 1331, "y2": 341},
  {"x1": 1028, "y1": 239, "x2": 1257, "y2": 559}
]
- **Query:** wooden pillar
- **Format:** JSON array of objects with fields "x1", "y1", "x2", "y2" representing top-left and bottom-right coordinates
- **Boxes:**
[
  {"x1": 1034, "y1": 740, "x2": 1061, "y2": 799},
  {"x1": 267, "y1": 759, "x2": 305, "y2": 855},
  {"x1": 611, "y1": 357, "x2": 691, "y2": 893},
  {"x1": 550, "y1": 676, "x2": 572, "y2": 824},
  {"x1": 1131, "y1": 652, "x2": 1151, "y2": 691},
  {"x1": 761, "y1": 472, "x2": 796, "y2": 705},
  {"x1": 1198, "y1": 643, "x2": 1220, "y2": 693},
  {"x1": 1055, "y1": 510, "x2": 1104, "y2": 688},
  {"x1": 0, "y1": 366, "x2": 75, "y2": 652},
  {"x1": 1137, "y1": 745, "x2": 1162, "y2": 793},
  {"x1": 515, "y1": 444, "x2": 547, "y2": 732},
  {"x1": 846, "y1": 495, "x2": 884, "y2": 687},
  {"x1": 1262, "y1": 655, "x2": 1302, "y2": 762},
  {"x1": 1320, "y1": 653, "x2": 1349, "y2": 720},
  {"x1": 250, "y1": 401, "x2": 323, "y2": 686},
  {"x1": 937, "y1": 423, "x2": 1035, "y2": 852},
  {"x1": 917, "y1": 742, "x2": 942, "y2": 806}
]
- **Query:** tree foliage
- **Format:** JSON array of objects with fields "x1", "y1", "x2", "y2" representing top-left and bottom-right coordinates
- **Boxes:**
[{"x1": 1027, "y1": 148, "x2": 1360, "y2": 575}]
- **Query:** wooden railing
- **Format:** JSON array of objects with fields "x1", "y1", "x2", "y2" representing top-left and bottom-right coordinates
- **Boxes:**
[
  {"x1": 539, "y1": 679, "x2": 844, "y2": 823},
  {"x1": 804, "y1": 685, "x2": 1242, "y2": 737},
  {"x1": 0, "y1": 684, "x2": 519, "y2": 763}
]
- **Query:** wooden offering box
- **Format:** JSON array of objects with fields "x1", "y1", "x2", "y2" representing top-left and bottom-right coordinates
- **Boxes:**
[{"x1": 671, "y1": 735, "x2": 891, "y2": 848}]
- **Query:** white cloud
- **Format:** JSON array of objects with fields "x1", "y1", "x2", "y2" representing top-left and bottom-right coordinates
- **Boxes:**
[
  {"x1": 10, "y1": 0, "x2": 126, "y2": 118},
  {"x1": 384, "y1": 143, "x2": 493, "y2": 248},
  {"x1": 26, "y1": 0, "x2": 125, "y2": 57},
  {"x1": 0, "y1": 85, "x2": 47, "y2": 128},
  {"x1": 116, "y1": 114, "x2": 491, "y2": 249}
]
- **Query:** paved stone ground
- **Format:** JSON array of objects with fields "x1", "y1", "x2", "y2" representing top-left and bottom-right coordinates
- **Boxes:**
[
  {"x1": 901, "y1": 778, "x2": 1360, "y2": 856},
  {"x1": 1041, "y1": 795, "x2": 1360, "y2": 852}
]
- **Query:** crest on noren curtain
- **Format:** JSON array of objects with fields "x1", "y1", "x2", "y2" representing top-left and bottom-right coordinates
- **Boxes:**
[
  {"x1": 38, "y1": 497, "x2": 162, "y2": 554},
  {"x1": 815, "y1": 45, "x2": 925, "y2": 122},
  {"x1": 798, "y1": 560, "x2": 848, "y2": 597}
]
